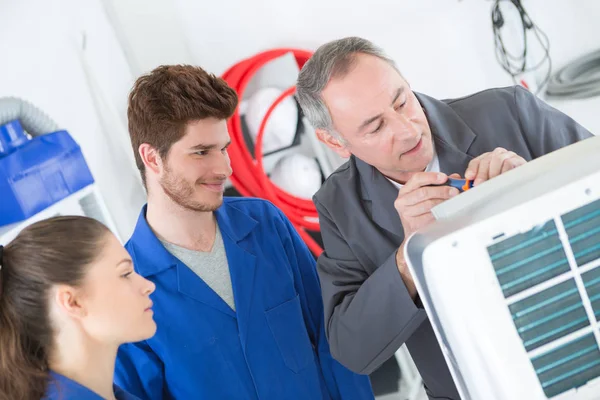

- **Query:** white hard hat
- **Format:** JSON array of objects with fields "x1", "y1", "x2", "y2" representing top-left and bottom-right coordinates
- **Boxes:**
[
  {"x1": 245, "y1": 87, "x2": 298, "y2": 153},
  {"x1": 269, "y1": 153, "x2": 322, "y2": 199}
]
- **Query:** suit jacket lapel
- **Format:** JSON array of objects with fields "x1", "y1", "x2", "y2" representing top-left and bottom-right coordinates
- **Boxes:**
[
  {"x1": 355, "y1": 92, "x2": 477, "y2": 237},
  {"x1": 415, "y1": 92, "x2": 476, "y2": 174},
  {"x1": 355, "y1": 158, "x2": 404, "y2": 239},
  {"x1": 435, "y1": 138, "x2": 474, "y2": 176}
]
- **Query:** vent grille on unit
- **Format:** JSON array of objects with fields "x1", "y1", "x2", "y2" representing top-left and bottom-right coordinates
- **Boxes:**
[{"x1": 487, "y1": 198, "x2": 600, "y2": 398}]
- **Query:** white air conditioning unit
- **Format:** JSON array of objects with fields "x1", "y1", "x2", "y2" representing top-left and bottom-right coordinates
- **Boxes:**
[{"x1": 404, "y1": 135, "x2": 600, "y2": 400}]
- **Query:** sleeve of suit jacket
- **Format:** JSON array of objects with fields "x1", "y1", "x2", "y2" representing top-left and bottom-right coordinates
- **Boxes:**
[
  {"x1": 512, "y1": 85, "x2": 594, "y2": 154},
  {"x1": 314, "y1": 198, "x2": 428, "y2": 375}
]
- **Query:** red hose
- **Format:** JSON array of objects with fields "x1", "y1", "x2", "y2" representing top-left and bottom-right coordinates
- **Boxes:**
[{"x1": 222, "y1": 49, "x2": 324, "y2": 256}]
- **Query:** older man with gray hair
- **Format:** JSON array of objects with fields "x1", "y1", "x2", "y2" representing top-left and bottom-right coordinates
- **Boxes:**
[{"x1": 295, "y1": 36, "x2": 593, "y2": 399}]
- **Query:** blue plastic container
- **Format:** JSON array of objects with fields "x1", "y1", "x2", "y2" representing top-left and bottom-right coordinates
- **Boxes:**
[{"x1": 0, "y1": 120, "x2": 95, "y2": 226}]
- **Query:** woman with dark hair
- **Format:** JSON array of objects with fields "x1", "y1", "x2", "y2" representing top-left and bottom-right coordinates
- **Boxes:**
[{"x1": 0, "y1": 216, "x2": 156, "y2": 400}]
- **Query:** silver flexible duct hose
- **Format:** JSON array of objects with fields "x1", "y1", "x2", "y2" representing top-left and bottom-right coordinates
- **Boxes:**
[
  {"x1": 0, "y1": 97, "x2": 60, "y2": 136},
  {"x1": 545, "y1": 49, "x2": 600, "y2": 99}
]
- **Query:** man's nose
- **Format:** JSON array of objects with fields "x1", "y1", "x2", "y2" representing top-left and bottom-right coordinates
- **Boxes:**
[
  {"x1": 390, "y1": 112, "x2": 416, "y2": 139},
  {"x1": 213, "y1": 152, "x2": 233, "y2": 177}
]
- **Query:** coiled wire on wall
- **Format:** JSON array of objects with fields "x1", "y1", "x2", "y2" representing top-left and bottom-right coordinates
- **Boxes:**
[
  {"x1": 491, "y1": 0, "x2": 552, "y2": 95},
  {"x1": 545, "y1": 49, "x2": 600, "y2": 99},
  {"x1": 221, "y1": 49, "x2": 324, "y2": 257}
]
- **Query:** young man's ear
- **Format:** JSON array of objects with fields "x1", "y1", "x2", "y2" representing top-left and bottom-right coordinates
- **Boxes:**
[
  {"x1": 138, "y1": 144, "x2": 162, "y2": 175},
  {"x1": 315, "y1": 129, "x2": 351, "y2": 158}
]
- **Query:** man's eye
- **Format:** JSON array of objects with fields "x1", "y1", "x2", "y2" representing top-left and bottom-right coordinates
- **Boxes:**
[{"x1": 372, "y1": 121, "x2": 384, "y2": 134}]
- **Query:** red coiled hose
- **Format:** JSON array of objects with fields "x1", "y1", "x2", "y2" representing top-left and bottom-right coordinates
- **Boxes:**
[{"x1": 221, "y1": 49, "x2": 324, "y2": 256}]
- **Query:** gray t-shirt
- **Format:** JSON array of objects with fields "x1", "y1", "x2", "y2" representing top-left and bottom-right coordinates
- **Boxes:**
[{"x1": 160, "y1": 225, "x2": 235, "y2": 311}]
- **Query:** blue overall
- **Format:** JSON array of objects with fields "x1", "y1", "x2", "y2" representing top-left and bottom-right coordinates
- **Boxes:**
[
  {"x1": 114, "y1": 197, "x2": 374, "y2": 399},
  {"x1": 44, "y1": 371, "x2": 139, "y2": 399}
]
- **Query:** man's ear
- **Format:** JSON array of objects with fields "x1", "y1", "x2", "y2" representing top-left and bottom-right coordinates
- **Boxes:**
[
  {"x1": 315, "y1": 129, "x2": 351, "y2": 158},
  {"x1": 53, "y1": 285, "x2": 87, "y2": 320},
  {"x1": 139, "y1": 144, "x2": 162, "y2": 175}
]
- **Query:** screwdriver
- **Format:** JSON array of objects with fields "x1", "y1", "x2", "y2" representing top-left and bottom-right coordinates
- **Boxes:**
[{"x1": 437, "y1": 178, "x2": 474, "y2": 193}]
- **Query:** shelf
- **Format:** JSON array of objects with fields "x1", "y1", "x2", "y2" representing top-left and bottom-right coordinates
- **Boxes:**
[{"x1": 0, "y1": 184, "x2": 119, "y2": 245}]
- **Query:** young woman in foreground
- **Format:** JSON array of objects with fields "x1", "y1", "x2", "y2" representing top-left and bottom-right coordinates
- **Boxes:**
[{"x1": 0, "y1": 216, "x2": 156, "y2": 400}]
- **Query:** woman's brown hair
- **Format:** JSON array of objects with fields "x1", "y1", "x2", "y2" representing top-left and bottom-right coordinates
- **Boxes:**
[{"x1": 0, "y1": 216, "x2": 110, "y2": 400}]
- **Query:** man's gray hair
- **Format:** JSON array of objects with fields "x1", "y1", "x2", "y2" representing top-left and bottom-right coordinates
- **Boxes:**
[{"x1": 295, "y1": 37, "x2": 399, "y2": 136}]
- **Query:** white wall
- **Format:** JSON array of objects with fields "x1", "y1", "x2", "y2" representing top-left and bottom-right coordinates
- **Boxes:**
[
  {"x1": 101, "y1": 0, "x2": 195, "y2": 76},
  {"x1": 0, "y1": 0, "x2": 146, "y2": 240},
  {"x1": 1, "y1": 0, "x2": 598, "y2": 240},
  {"x1": 107, "y1": 0, "x2": 600, "y2": 134}
]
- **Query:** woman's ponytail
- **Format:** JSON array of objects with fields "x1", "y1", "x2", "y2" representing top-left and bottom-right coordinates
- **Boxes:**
[{"x1": 0, "y1": 245, "x2": 49, "y2": 400}]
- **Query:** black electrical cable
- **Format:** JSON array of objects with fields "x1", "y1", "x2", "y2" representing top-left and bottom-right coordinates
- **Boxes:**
[{"x1": 491, "y1": 0, "x2": 552, "y2": 95}]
